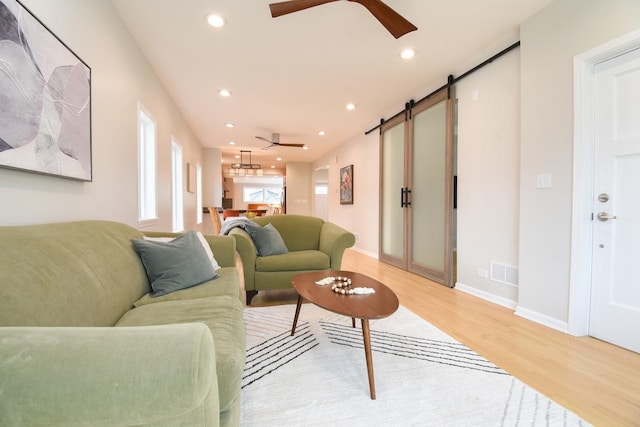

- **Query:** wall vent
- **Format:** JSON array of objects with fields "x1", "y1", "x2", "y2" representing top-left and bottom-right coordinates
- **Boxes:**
[{"x1": 490, "y1": 261, "x2": 519, "y2": 287}]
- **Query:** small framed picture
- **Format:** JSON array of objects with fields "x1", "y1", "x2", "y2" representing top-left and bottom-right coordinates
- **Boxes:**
[{"x1": 340, "y1": 165, "x2": 353, "y2": 205}]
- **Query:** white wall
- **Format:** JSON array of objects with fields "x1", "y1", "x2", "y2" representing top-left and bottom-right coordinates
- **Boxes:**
[
  {"x1": 0, "y1": 0, "x2": 205, "y2": 231},
  {"x1": 203, "y1": 148, "x2": 222, "y2": 207},
  {"x1": 456, "y1": 50, "x2": 521, "y2": 307},
  {"x1": 285, "y1": 162, "x2": 312, "y2": 215},
  {"x1": 313, "y1": 131, "x2": 379, "y2": 258},
  {"x1": 518, "y1": 0, "x2": 640, "y2": 326}
]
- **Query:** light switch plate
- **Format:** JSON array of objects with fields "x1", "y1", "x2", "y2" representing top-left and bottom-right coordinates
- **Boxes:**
[{"x1": 536, "y1": 174, "x2": 552, "y2": 189}]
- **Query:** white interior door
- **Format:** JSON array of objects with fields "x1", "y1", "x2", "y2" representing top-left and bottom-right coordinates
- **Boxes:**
[
  {"x1": 590, "y1": 47, "x2": 640, "y2": 353},
  {"x1": 315, "y1": 191, "x2": 328, "y2": 220}
]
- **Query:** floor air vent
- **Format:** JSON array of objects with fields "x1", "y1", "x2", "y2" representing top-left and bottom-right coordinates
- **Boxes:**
[{"x1": 490, "y1": 261, "x2": 519, "y2": 286}]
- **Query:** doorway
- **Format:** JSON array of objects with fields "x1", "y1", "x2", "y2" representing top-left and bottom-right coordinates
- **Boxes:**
[
  {"x1": 571, "y1": 30, "x2": 640, "y2": 353},
  {"x1": 314, "y1": 167, "x2": 329, "y2": 221}
]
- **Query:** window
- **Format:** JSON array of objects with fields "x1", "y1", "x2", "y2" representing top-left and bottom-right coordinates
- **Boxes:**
[
  {"x1": 171, "y1": 139, "x2": 184, "y2": 232},
  {"x1": 196, "y1": 164, "x2": 203, "y2": 224},
  {"x1": 138, "y1": 106, "x2": 157, "y2": 225},
  {"x1": 243, "y1": 186, "x2": 283, "y2": 204},
  {"x1": 315, "y1": 184, "x2": 328, "y2": 195}
]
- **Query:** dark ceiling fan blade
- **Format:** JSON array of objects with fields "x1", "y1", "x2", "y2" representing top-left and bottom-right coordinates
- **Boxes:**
[
  {"x1": 349, "y1": 0, "x2": 417, "y2": 39},
  {"x1": 276, "y1": 143, "x2": 305, "y2": 148},
  {"x1": 269, "y1": 0, "x2": 340, "y2": 18},
  {"x1": 255, "y1": 136, "x2": 273, "y2": 143},
  {"x1": 256, "y1": 134, "x2": 304, "y2": 148}
]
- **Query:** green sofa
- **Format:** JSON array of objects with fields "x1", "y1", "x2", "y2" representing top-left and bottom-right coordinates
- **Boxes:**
[
  {"x1": 0, "y1": 220, "x2": 245, "y2": 427},
  {"x1": 229, "y1": 215, "x2": 355, "y2": 304}
]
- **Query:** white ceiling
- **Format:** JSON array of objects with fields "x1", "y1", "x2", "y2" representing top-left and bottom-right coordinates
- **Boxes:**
[{"x1": 110, "y1": 0, "x2": 554, "y2": 169}]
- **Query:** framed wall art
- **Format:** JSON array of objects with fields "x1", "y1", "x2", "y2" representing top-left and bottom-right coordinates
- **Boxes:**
[
  {"x1": 0, "y1": 0, "x2": 92, "y2": 181},
  {"x1": 340, "y1": 164, "x2": 353, "y2": 205}
]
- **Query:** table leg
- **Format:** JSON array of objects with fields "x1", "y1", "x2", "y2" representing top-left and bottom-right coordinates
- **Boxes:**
[
  {"x1": 291, "y1": 294, "x2": 303, "y2": 336},
  {"x1": 361, "y1": 318, "x2": 376, "y2": 400},
  {"x1": 352, "y1": 317, "x2": 356, "y2": 328}
]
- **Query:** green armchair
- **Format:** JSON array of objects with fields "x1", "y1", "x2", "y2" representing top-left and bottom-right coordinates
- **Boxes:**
[{"x1": 229, "y1": 215, "x2": 355, "y2": 304}]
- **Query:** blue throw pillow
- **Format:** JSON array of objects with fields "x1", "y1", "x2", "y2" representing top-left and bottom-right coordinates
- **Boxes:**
[
  {"x1": 132, "y1": 231, "x2": 218, "y2": 297},
  {"x1": 247, "y1": 223, "x2": 289, "y2": 257}
]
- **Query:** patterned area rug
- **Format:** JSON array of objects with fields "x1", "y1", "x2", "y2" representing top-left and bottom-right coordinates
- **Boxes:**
[{"x1": 240, "y1": 304, "x2": 590, "y2": 426}]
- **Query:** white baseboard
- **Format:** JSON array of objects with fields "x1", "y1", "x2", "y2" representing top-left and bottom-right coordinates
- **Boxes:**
[
  {"x1": 515, "y1": 306, "x2": 570, "y2": 334},
  {"x1": 456, "y1": 282, "x2": 571, "y2": 335},
  {"x1": 350, "y1": 246, "x2": 378, "y2": 259},
  {"x1": 456, "y1": 282, "x2": 518, "y2": 310},
  {"x1": 456, "y1": 282, "x2": 570, "y2": 334},
  {"x1": 455, "y1": 282, "x2": 517, "y2": 310}
]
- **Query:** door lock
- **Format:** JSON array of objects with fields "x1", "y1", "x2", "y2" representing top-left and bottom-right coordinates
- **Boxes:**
[{"x1": 597, "y1": 212, "x2": 617, "y2": 221}]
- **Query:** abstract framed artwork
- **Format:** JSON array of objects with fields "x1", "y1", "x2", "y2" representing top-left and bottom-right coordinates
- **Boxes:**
[
  {"x1": 0, "y1": 0, "x2": 92, "y2": 181},
  {"x1": 340, "y1": 164, "x2": 353, "y2": 205}
]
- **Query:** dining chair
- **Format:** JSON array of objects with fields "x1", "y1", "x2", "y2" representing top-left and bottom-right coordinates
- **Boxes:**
[{"x1": 208, "y1": 207, "x2": 222, "y2": 234}]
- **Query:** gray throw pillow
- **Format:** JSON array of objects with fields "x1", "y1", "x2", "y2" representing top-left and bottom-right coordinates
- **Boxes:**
[
  {"x1": 248, "y1": 223, "x2": 289, "y2": 257},
  {"x1": 132, "y1": 231, "x2": 217, "y2": 297}
]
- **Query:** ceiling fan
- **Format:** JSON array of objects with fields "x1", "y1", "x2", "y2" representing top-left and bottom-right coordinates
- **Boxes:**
[
  {"x1": 269, "y1": 0, "x2": 417, "y2": 39},
  {"x1": 256, "y1": 133, "x2": 305, "y2": 150}
]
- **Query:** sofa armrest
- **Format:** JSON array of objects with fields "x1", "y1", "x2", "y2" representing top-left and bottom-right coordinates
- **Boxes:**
[
  {"x1": 0, "y1": 323, "x2": 219, "y2": 427},
  {"x1": 201, "y1": 234, "x2": 236, "y2": 268},
  {"x1": 229, "y1": 228, "x2": 257, "y2": 291},
  {"x1": 319, "y1": 222, "x2": 356, "y2": 269},
  {"x1": 143, "y1": 231, "x2": 236, "y2": 268}
]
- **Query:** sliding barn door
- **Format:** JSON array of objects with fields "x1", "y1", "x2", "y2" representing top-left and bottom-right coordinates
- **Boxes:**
[
  {"x1": 380, "y1": 115, "x2": 406, "y2": 269},
  {"x1": 380, "y1": 90, "x2": 454, "y2": 286}
]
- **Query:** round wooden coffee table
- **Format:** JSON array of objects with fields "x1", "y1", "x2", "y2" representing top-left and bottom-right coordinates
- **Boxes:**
[{"x1": 290, "y1": 270, "x2": 399, "y2": 399}]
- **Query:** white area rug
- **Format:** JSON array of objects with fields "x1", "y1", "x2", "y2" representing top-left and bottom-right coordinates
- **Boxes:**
[{"x1": 240, "y1": 304, "x2": 590, "y2": 426}]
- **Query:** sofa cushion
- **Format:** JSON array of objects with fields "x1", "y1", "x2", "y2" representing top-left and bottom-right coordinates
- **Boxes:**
[
  {"x1": 144, "y1": 231, "x2": 221, "y2": 271},
  {"x1": 247, "y1": 223, "x2": 288, "y2": 256},
  {"x1": 255, "y1": 250, "x2": 330, "y2": 272},
  {"x1": 252, "y1": 215, "x2": 324, "y2": 251},
  {"x1": 0, "y1": 221, "x2": 149, "y2": 327},
  {"x1": 0, "y1": 324, "x2": 219, "y2": 426},
  {"x1": 132, "y1": 231, "x2": 217, "y2": 297},
  {"x1": 133, "y1": 267, "x2": 241, "y2": 307},
  {"x1": 116, "y1": 296, "x2": 245, "y2": 412}
]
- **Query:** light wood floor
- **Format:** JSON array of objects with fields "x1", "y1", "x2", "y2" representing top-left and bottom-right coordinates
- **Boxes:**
[{"x1": 244, "y1": 249, "x2": 640, "y2": 426}]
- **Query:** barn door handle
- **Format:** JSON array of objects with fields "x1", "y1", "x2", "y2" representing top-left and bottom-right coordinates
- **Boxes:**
[{"x1": 400, "y1": 188, "x2": 411, "y2": 208}]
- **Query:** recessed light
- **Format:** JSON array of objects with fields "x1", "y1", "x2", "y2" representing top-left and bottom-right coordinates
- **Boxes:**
[
  {"x1": 346, "y1": 103, "x2": 356, "y2": 111},
  {"x1": 234, "y1": 155, "x2": 240, "y2": 159},
  {"x1": 318, "y1": 131, "x2": 326, "y2": 136},
  {"x1": 225, "y1": 123, "x2": 234, "y2": 128},
  {"x1": 276, "y1": 157, "x2": 282, "y2": 161},
  {"x1": 303, "y1": 146, "x2": 309, "y2": 150},
  {"x1": 400, "y1": 48, "x2": 415, "y2": 59},
  {"x1": 205, "y1": 13, "x2": 225, "y2": 28},
  {"x1": 219, "y1": 89, "x2": 231, "y2": 97},
  {"x1": 271, "y1": 165, "x2": 276, "y2": 169},
  {"x1": 229, "y1": 141, "x2": 236, "y2": 145}
]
